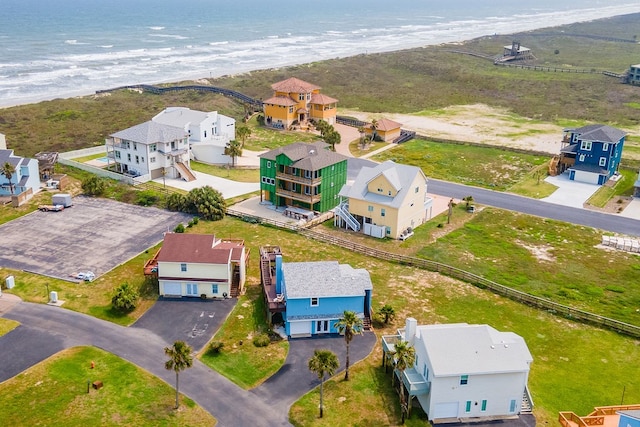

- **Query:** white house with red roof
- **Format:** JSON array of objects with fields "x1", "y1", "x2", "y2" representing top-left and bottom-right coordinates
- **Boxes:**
[{"x1": 152, "y1": 233, "x2": 248, "y2": 298}]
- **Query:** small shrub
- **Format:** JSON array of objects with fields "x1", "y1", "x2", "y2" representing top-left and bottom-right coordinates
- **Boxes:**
[
  {"x1": 253, "y1": 333, "x2": 271, "y2": 347},
  {"x1": 437, "y1": 223, "x2": 444, "y2": 228},
  {"x1": 81, "y1": 175, "x2": 106, "y2": 196},
  {"x1": 207, "y1": 341, "x2": 224, "y2": 355},
  {"x1": 135, "y1": 189, "x2": 158, "y2": 206},
  {"x1": 174, "y1": 223, "x2": 185, "y2": 233},
  {"x1": 111, "y1": 282, "x2": 139, "y2": 313}
]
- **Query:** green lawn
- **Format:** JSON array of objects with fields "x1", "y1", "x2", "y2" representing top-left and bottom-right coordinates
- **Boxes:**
[
  {"x1": 373, "y1": 138, "x2": 550, "y2": 192},
  {"x1": 0, "y1": 346, "x2": 216, "y2": 426},
  {"x1": 191, "y1": 161, "x2": 259, "y2": 182},
  {"x1": 241, "y1": 115, "x2": 319, "y2": 152}
]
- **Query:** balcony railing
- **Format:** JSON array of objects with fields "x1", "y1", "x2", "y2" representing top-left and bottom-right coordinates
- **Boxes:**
[
  {"x1": 276, "y1": 188, "x2": 321, "y2": 204},
  {"x1": 276, "y1": 171, "x2": 320, "y2": 186}
]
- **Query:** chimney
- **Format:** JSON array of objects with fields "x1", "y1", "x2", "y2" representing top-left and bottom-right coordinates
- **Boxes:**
[
  {"x1": 405, "y1": 317, "x2": 417, "y2": 345},
  {"x1": 275, "y1": 254, "x2": 283, "y2": 294}
]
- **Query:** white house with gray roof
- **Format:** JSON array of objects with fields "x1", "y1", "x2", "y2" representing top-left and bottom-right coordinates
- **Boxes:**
[
  {"x1": 336, "y1": 160, "x2": 433, "y2": 239},
  {"x1": 274, "y1": 258, "x2": 373, "y2": 338},
  {"x1": 105, "y1": 120, "x2": 194, "y2": 181},
  {"x1": 152, "y1": 107, "x2": 236, "y2": 164},
  {"x1": 382, "y1": 319, "x2": 534, "y2": 423}
]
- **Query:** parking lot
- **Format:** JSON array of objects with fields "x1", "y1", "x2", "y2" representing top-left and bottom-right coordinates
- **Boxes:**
[{"x1": 0, "y1": 196, "x2": 191, "y2": 281}]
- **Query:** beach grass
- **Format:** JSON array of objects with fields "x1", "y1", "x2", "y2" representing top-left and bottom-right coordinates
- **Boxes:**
[
  {"x1": 190, "y1": 161, "x2": 259, "y2": 182},
  {"x1": 0, "y1": 346, "x2": 216, "y2": 427},
  {"x1": 0, "y1": 318, "x2": 19, "y2": 337}
]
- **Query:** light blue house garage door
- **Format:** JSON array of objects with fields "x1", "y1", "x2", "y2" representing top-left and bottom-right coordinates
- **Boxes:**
[{"x1": 433, "y1": 402, "x2": 458, "y2": 420}]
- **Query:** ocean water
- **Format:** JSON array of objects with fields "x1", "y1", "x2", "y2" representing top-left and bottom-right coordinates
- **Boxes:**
[{"x1": 1, "y1": 0, "x2": 639, "y2": 107}]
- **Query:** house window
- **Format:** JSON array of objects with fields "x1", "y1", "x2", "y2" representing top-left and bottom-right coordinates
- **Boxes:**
[
  {"x1": 135, "y1": 155, "x2": 139, "y2": 164},
  {"x1": 465, "y1": 401, "x2": 472, "y2": 413},
  {"x1": 509, "y1": 399, "x2": 517, "y2": 413},
  {"x1": 180, "y1": 263, "x2": 187, "y2": 272},
  {"x1": 127, "y1": 153, "x2": 131, "y2": 162},
  {"x1": 289, "y1": 106, "x2": 294, "y2": 113},
  {"x1": 141, "y1": 157, "x2": 144, "y2": 163},
  {"x1": 298, "y1": 93, "x2": 304, "y2": 101},
  {"x1": 332, "y1": 165, "x2": 335, "y2": 170},
  {"x1": 310, "y1": 297, "x2": 319, "y2": 306},
  {"x1": 305, "y1": 170, "x2": 313, "y2": 179},
  {"x1": 580, "y1": 140, "x2": 592, "y2": 151},
  {"x1": 381, "y1": 208, "x2": 386, "y2": 217},
  {"x1": 115, "y1": 151, "x2": 121, "y2": 159},
  {"x1": 304, "y1": 186, "x2": 312, "y2": 195},
  {"x1": 415, "y1": 186, "x2": 419, "y2": 193},
  {"x1": 186, "y1": 283, "x2": 198, "y2": 296},
  {"x1": 317, "y1": 320, "x2": 329, "y2": 333},
  {"x1": 603, "y1": 143, "x2": 609, "y2": 151},
  {"x1": 368, "y1": 205, "x2": 373, "y2": 212},
  {"x1": 204, "y1": 130, "x2": 207, "y2": 138},
  {"x1": 481, "y1": 400, "x2": 487, "y2": 411},
  {"x1": 415, "y1": 354, "x2": 418, "y2": 367},
  {"x1": 212, "y1": 284, "x2": 218, "y2": 294},
  {"x1": 150, "y1": 144, "x2": 157, "y2": 152},
  {"x1": 150, "y1": 157, "x2": 156, "y2": 163},
  {"x1": 460, "y1": 375, "x2": 469, "y2": 385},
  {"x1": 599, "y1": 157, "x2": 606, "y2": 167},
  {"x1": 423, "y1": 365, "x2": 428, "y2": 379},
  {"x1": 267, "y1": 161, "x2": 271, "y2": 168},
  {"x1": 579, "y1": 154, "x2": 585, "y2": 162},
  {"x1": 386, "y1": 226, "x2": 391, "y2": 235},
  {"x1": 133, "y1": 142, "x2": 137, "y2": 151},
  {"x1": 388, "y1": 190, "x2": 392, "y2": 196},
  {"x1": 377, "y1": 188, "x2": 383, "y2": 193}
]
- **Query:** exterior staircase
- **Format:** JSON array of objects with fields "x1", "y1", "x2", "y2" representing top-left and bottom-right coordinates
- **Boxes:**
[
  {"x1": 334, "y1": 201, "x2": 360, "y2": 232},
  {"x1": 521, "y1": 386, "x2": 534, "y2": 414},
  {"x1": 175, "y1": 162, "x2": 196, "y2": 182},
  {"x1": 363, "y1": 316, "x2": 372, "y2": 330},
  {"x1": 260, "y1": 254, "x2": 272, "y2": 287}
]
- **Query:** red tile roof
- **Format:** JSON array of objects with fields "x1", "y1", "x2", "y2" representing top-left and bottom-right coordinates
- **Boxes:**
[
  {"x1": 271, "y1": 77, "x2": 320, "y2": 93},
  {"x1": 375, "y1": 118, "x2": 402, "y2": 131},
  {"x1": 263, "y1": 95, "x2": 298, "y2": 106},
  {"x1": 157, "y1": 233, "x2": 233, "y2": 264},
  {"x1": 310, "y1": 93, "x2": 338, "y2": 104}
]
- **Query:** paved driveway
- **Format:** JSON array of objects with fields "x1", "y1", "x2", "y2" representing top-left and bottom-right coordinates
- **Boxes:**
[
  {"x1": 542, "y1": 174, "x2": 600, "y2": 208},
  {"x1": 132, "y1": 296, "x2": 236, "y2": 352},
  {"x1": 0, "y1": 196, "x2": 191, "y2": 281}
]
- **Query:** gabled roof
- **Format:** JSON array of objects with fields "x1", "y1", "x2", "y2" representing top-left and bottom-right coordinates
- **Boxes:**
[
  {"x1": 111, "y1": 121, "x2": 187, "y2": 144},
  {"x1": 339, "y1": 160, "x2": 426, "y2": 209},
  {"x1": 157, "y1": 233, "x2": 233, "y2": 265},
  {"x1": 263, "y1": 95, "x2": 298, "y2": 107},
  {"x1": 283, "y1": 261, "x2": 372, "y2": 299},
  {"x1": 0, "y1": 149, "x2": 25, "y2": 169},
  {"x1": 375, "y1": 118, "x2": 402, "y2": 131},
  {"x1": 310, "y1": 93, "x2": 338, "y2": 105},
  {"x1": 259, "y1": 141, "x2": 347, "y2": 171},
  {"x1": 152, "y1": 107, "x2": 214, "y2": 127},
  {"x1": 271, "y1": 77, "x2": 320, "y2": 93},
  {"x1": 569, "y1": 124, "x2": 627, "y2": 144},
  {"x1": 415, "y1": 323, "x2": 533, "y2": 376}
]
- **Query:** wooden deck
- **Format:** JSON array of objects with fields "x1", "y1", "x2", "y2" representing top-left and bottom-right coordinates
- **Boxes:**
[{"x1": 260, "y1": 246, "x2": 286, "y2": 313}]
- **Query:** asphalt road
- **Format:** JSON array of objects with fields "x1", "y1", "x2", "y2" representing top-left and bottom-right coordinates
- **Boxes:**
[
  {"x1": 0, "y1": 300, "x2": 377, "y2": 427},
  {"x1": 428, "y1": 179, "x2": 640, "y2": 237}
]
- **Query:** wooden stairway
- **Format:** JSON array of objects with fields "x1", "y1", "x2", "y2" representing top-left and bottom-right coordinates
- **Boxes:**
[{"x1": 175, "y1": 162, "x2": 196, "y2": 182}]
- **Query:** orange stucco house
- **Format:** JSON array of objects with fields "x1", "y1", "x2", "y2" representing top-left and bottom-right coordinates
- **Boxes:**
[
  {"x1": 366, "y1": 118, "x2": 402, "y2": 142},
  {"x1": 262, "y1": 77, "x2": 338, "y2": 130}
]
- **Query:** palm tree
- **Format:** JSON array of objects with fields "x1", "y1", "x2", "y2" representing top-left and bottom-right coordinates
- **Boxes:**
[
  {"x1": 164, "y1": 340, "x2": 194, "y2": 409},
  {"x1": 224, "y1": 140, "x2": 243, "y2": 167},
  {"x1": 324, "y1": 129, "x2": 341, "y2": 152},
  {"x1": 335, "y1": 310, "x2": 363, "y2": 380},
  {"x1": 378, "y1": 304, "x2": 396, "y2": 324},
  {"x1": 390, "y1": 340, "x2": 416, "y2": 423},
  {"x1": 235, "y1": 125, "x2": 251, "y2": 148},
  {"x1": 1, "y1": 162, "x2": 16, "y2": 195},
  {"x1": 308, "y1": 348, "x2": 339, "y2": 418},
  {"x1": 370, "y1": 118, "x2": 379, "y2": 141},
  {"x1": 357, "y1": 126, "x2": 367, "y2": 149}
]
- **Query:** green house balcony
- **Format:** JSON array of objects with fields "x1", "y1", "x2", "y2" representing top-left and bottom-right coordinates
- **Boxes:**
[
  {"x1": 276, "y1": 171, "x2": 321, "y2": 187},
  {"x1": 276, "y1": 188, "x2": 321, "y2": 204}
]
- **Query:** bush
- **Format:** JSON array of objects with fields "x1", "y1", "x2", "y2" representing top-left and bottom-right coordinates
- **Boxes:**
[
  {"x1": 111, "y1": 282, "x2": 138, "y2": 313},
  {"x1": 81, "y1": 175, "x2": 106, "y2": 196},
  {"x1": 166, "y1": 193, "x2": 187, "y2": 211},
  {"x1": 135, "y1": 189, "x2": 158, "y2": 206},
  {"x1": 185, "y1": 186, "x2": 226, "y2": 221},
  {"x1": 174, "y1": 223, "x2": 185, "y2": 233},
  {"x1": 253, "y1": 333, "x2": 271, "y2": 347},
  {"x1": 207, "y1": 341, "x2": 224, "y2": 355}
]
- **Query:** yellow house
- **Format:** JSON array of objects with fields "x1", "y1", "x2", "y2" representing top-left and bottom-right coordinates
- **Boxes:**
[
  {"x1": 263, "y1": 77, "x2": 338, "y2": 130},
  {"x1": 366, "y1": 118, "x2": 402, "y2": 142},
  {"x1": 336, "y1": 160, "x2": 433, "y2": 239}
]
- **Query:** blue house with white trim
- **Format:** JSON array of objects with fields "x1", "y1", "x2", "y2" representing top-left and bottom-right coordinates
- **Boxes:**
[
  {"x1": 260, "y1": 246, "x2": 372, "y2": 338},
  {"x1": 0, "y1": 149, "x2": 40, "y2": 196},
  {"x1": 558, "y1": 124, "x2": 626, "y2": 185}
]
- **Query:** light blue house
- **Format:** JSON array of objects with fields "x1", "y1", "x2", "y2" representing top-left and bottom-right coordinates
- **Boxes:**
[
  {"x1": 263, "y1": 250, "x2": 373, "y2": 338},
  {"x1": 0, "y1": 149, "x2": 40, "y2": 196},
  {"x1": 619, "y1": 411, "x2": 640, "y2": 427},
  {"x1": 558, "y1": 124, "x2": 626, "y2": 185}
]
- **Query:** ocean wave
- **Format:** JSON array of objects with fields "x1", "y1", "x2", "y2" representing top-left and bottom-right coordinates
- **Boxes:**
[
  {"x1": 149, "y1": 33, "x2": 190, "y2": 40},
  {"x1": 65, "y1": 39, "x2": 90, "y2": 45},
  {"x1": 149, "y1": 26, "x2": 165, "y2": 31}
]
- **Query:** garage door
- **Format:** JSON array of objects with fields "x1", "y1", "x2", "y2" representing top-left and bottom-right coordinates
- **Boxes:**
[
  {"x1": 163, "y1": 283, "x2": 182, "y2": 296},
  {"x1": 433, "y1": 402, "x2": 459, "y2": 420},
  {"x1": 289, "y1": 321, "x2": 311, "y2": 337},
  {"x1": 572, "y1": 170, "x2": 600, "y2": 185}
]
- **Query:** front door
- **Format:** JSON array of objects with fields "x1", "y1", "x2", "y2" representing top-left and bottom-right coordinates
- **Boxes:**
[
  {"x1": 316, "y1": 320, "x2": 330, "y2": 334},
  {"x1": 186, "y1": 283, "x2": 199, "y2": 296}
]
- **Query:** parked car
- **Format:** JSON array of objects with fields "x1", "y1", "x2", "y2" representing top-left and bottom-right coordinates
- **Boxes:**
[
  {"x1": 39, "y1": 204, "x2": 64, "y2": 212},
  {"x1": 76, "y1": 271, "x2": 95, "y2": 282}
]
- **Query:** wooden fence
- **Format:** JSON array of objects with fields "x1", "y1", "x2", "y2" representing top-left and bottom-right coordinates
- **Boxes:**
[{"x1": 225, "y1": 208, "x2": 640, "y2": 338}]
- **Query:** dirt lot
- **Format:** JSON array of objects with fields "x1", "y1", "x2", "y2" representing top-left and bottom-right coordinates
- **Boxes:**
[{"x1": 0, "y1": 196, "x2": 191, "y2": 281}]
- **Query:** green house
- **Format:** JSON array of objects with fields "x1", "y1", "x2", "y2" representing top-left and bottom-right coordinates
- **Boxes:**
[{"x1": 259, "y1": 141, "x2": 347, "y2": 212}]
